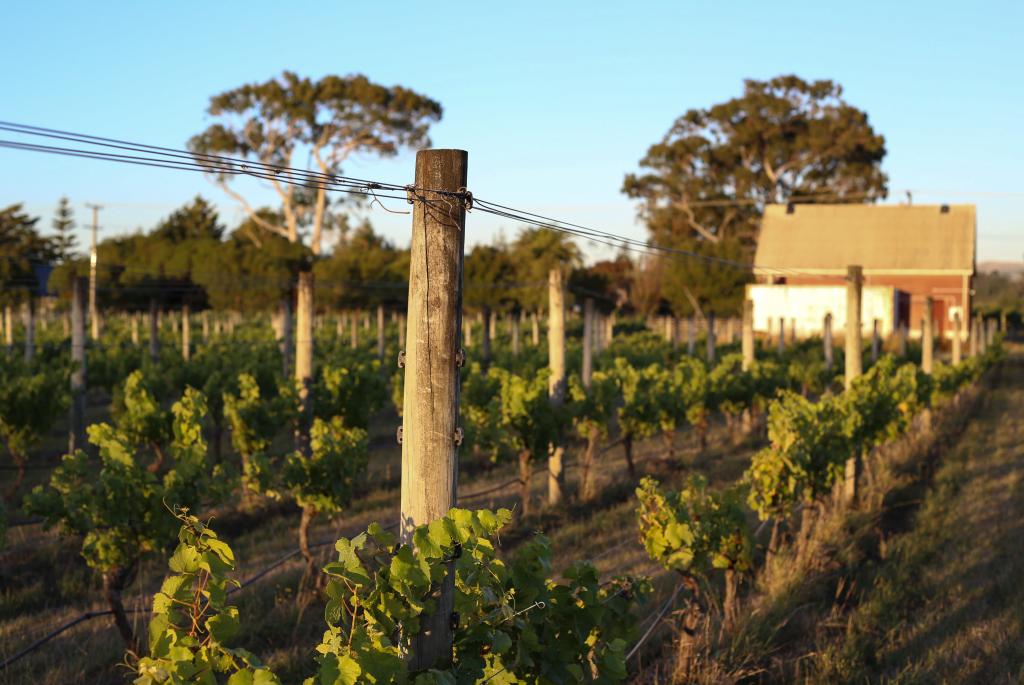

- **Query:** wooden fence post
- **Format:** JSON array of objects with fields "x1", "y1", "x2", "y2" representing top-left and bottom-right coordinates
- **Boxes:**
[
  {"x1": 511, "y1": 311, "x2": 521, "y2": 356},
  {"x1": 582, "y1": 297, "x2": 594, "y2": 388},
  {"x1": 481, "y1": 305, "x2": 492, "y2": 368},
  {"x1": 376, "y1": 304, "x2": 386, "y2": 361},
  {"x1": 547, "y1": 267, "x2": 567, "y2": 506},
  {"x1": 22, "y1": 298, "x2": 35, "y2": 362},
  {"x1": 777, "y1": 316, "x2": 785, "y2": 354},
  {"x1": 843, "y1": 265, "x2": 863, "y2": 507},
  {"x1": 295, "y1": 271, "x2": 314, "y2": 456},
  {"x1": 898, "y1": 323, "x2": 908, "y2": 357},
  {"x1": 922, "y1": 297, "x2": 934, "y2": 374},
  {"x1": 824, "y1": 313, "x2": 834, "y2": 372},
  {"x1": 131, "y1": 312, "x2": 139, "y2": 345},
  {"x1": 69, "y1": 277, "x2": 87, "y2": 453},
  {"x1": 350, "y1": 310, "x2": 359, "y2": 349},
  {"x1": 148, "y1": 299, "x2": 159, "y2": 363},
  {"x1": 182, "y1": 303, "x2": 191, "y2": 362},
  {"x1": 844, "y1": 266, "x2": 863, "y2": 390},
  {"x1": 706, "y1": 312, "x2": 716, "y2": 363},
  {"x1": 398, "y1": 312, "x2": 406, "y2": 351},
  {"x1": 606, "y1": 313, "x2": 615, "y2": 348},
  {"x1": 687, "y1": 316, "x2": 696, "y2": 356},
  {"x1": 400, "y1": 149, "x2": 466, "y2": 669},
  {"x1": 278, "y1": 299, "x2": 294, "y2": 378},
  {"x1": 202, "y1": 310, "x2": 210, "y2": 343},
  {"x1": 3, "y1": 305, "x2": 12, "y2": 352},
  {"x1": 871, "y1": 318, "x2": 880, "y2": 363},
  {"x1": 741, "y1": 299, "x2": 754, "y2": 372},
  {"x1": 952, "y1": 312, "x2": 962, "y2": 365},
  {"x1": 531, "y1": 310, "x2": 540, "y2": 346}
]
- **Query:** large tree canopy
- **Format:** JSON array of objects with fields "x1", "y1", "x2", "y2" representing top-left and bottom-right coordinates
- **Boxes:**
[
  {"x1": 190, "y1": 71, "x2": 442, "y2": 256},
  {"x1": 623, "y1": 75, "x2": 888, "y2": 248}
]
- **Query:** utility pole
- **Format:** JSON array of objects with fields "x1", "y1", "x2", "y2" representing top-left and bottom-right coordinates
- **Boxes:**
[
  {"x1": 399, "y1": 149, "x2": 468, "y2": 670},
  {"x1": 85, "y1": 203, "x2": 102, "y2": 340}
]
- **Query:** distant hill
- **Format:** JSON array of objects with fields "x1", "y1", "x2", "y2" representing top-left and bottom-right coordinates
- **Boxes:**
[{"x1": 978, "y1": 261, "x2": 1024, "y2": 277}]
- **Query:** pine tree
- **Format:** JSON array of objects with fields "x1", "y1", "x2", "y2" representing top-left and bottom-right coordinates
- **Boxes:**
[{"x1": 51, "y1": 196, "x2": 77, "y2": 262}]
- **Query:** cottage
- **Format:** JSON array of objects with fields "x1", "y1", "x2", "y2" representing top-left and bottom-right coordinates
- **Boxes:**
[{"x1": 750, "y1": 203, "x2": 976, "y2": 339}]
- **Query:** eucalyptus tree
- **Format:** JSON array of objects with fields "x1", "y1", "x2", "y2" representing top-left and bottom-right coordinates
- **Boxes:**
[
  {"x1": 189, "y1": 71, "x2": 442, "y2": 255},
  {"x1": 623, "y1": 75, "x2": 888, "y2": 314}
]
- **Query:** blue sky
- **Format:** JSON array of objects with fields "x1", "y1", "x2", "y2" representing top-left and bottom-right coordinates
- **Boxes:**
[{"x1": 2, "y1": 1, "x2": 1022, "y2": 264}]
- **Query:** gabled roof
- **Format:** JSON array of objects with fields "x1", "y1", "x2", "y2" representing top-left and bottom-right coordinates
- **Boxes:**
[{"x1": 754, "y1": 204, "x2": 976, "y2": 275}]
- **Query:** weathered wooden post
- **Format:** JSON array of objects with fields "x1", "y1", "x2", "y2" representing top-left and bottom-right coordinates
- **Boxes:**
[
  {"x1": 377, "y1": 304, "x2": 386, "y2": 361},
  {"x1": 22, "y1": 298, "x2": 35, "y2": 362},
  {"x1": 181, "y1": 303, "x2": 191, "y2": 362},
  {"x1": 336, "y1": 312, "x2": 345, "y2": 338},
  {"x1": 148, "y1": 299, "x2": 159, "y2": 362},
  {"x1": 871, "y1": 318, "x2": 880, "y2": 363},
  {"x1": 844, "y1": 266, "x2": 863, "y2": 390},
  {"x1": 400, "y1": 149, "x2": 466, "y2": 669},
  {"x1": 69, "y1": 277, "x2": 87, "y2": 453},
  {"x1": 670, "y1": 315, "x2": 680, "y2": 351},
  {"x1": 741, "y1": 299, "x2": 755, "y2": 372},
  {"x1": 687, "y1": 316, "x2": 696, "y2": 356},
  {"x1": 398, "y1": 312, "x2": 406, "y2": 351},
  {"x1": 202, "y1": 310, "x2": 210, "y2": 343},
  {"x1": 582, "y1": 297, "x2": 594, "y2": 388},
  {"x1": 952, "y1": 312, "x2": 962, "y2": 365},
  {"x1": 921, "y1": 297, "x2": 934, "y2": 374},
  {"x1": 350, "y1": 311, "x2": 359, "y2": 349},
  {"x1": 130, "y1": 312, "x2": 140, "y2": 345},
  {"x1": 3, "y1": 305, "x2": 12, "y2": 352},
  {"x1": 279, "y1": 299, "x2": 294, "y2": 377},
  {"x1": 531, "y1": 310, "x2": 540, "y2": 346},
  {"x1": 481, "y1": 306, "x2": 492, "y2": 368},
  {"x1": 777, "y1": 316, "x2": 785, "y2": 354},
  {"x1": 897, "y1": 322, "x2": 908, "y2": 357},
  {"x1": 843, "y1": 265, "x2": 863, "y2": 506},
  {"x1": 547, "y1": 267, "x2": 567, "y2": 506},
  {"x1": 789, "y1": 318, "x2": 796, "y2": 345},
  {"x1": 605, "y1": 313, "x2": 615, "y2": 348},
  {"x1": 706, "y1": 312, "x2": 716, "y2": 363},
  {"x1": 295, "y1": 271, "x2": 314, "y2": 456},
  {"x1": 511, "y1": 311, "x2": 521, "y2": 356},
  {"x1": 824, "y1": 312, "x2": 834, "y2": 372}
]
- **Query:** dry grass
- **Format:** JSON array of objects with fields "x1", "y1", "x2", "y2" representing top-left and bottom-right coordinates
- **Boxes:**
[{"x1": 630, "y1": 355, "x2": 1012, "y2": 684}]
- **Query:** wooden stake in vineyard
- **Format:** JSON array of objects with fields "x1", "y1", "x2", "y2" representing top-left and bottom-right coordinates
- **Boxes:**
[
  {"x1": 741, "y1": 299, "x2": 754, "y2": 371},
  {"x1": 952, "y1": 311, "x2": 962, "y2": 365},
  {"x1": 824, "y1": 312, "x2": 834, "y2": 372},
  {"x1": 148, "y1": 298, "x2": 159, "y2": 363},
  {"x1": 705, "y1": 312, "x2": 716, "y2": 363},
  {"x1": 399, "y1": 149, "x2": 467, "y2": 669},
  {"x1": 69, "y1": 277, "x2": 87, "y2": 453},
  {"x1": 582, "y1": 297, "x2": 594, "y2": 388},
  {"x1": 181, "y1": 303, "x2": 191, "y2": 362},
  {"x1": 921, "y1": 297, "x2": 934, "y2": 374},
  {"x1": 547, "y1": 267, "x2": 567, "y2": 506},
  {"x1": 22, "y1": 298, "x2": 35, "y2": 362},
  {"x1": 871, "y1": 318, "x2": 880, "y2": 362},
  {"x1": 777, "y1": 316, "x2": 785, "y2": 354},
  {"x1": 295, "y1": 271, "x2": 314, "y2": 456},
  {"x1": 377, "y1": 304, "x2": 386, "y2": 361},
  {"x1": 687, "y1": 316, "x2": 696, "y2": 356},
  {"x1": 843, "y1": 265, "x2": 863, "y2": 506}
]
